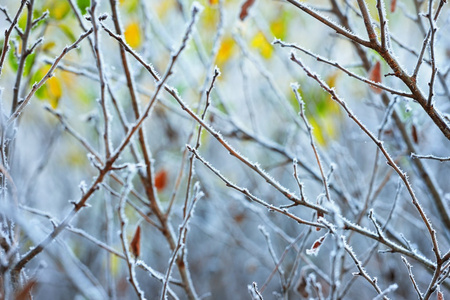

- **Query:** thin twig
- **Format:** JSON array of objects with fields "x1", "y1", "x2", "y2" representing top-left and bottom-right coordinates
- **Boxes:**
[
  {"x1": 292, "y1": 83, "x2": 332, "y2": 203},
  {"x1": 411, "y1": 154, "x2": 450, "y2": 162},
  {"x1": 7, "y1": 28, "x2": 93, "y2": 125},
  {"x1": 274, "y1": 40, "x2": 413, "y2": 98},
  {"x1": 289, "y1": 53, "x2": 442, "y2": 265},
  {"x1": 0, "y1": 0, "x2": 27, "y2": 76}
]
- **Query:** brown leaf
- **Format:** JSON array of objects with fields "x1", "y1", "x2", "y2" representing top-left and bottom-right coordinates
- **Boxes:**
[
  {"x1": 233, "y1": 212, "x2": 246, "y2": 224},
  {"x1": 316, "y1": 211, "x2": 324, "y2": 231},
  {"x1": 412, "y1": 124, "x2": 418, "y2": 144},
  {"x1": 130, "y1": 225, "x2": 141, "y2": 258},
  {"x1": 154, "y1": 169, "x2": 168, "y2": 191},
  {"x1": 391, "y1": 0, "x2": 397, "y2": 13},
  {"x1": 239, "y1": 0, "x2": 256, "y2": 21},
  {"x1": 14, "y1": 279, "x2": 37, "y2": 300},
  {"x1": 306, "y1": 234, "x2": 328, "y2": 256},
  {"x1": 368, "y1": 61, "x2": 382, "y2": 94},
  {"x1": 295, "y1": 272, "x2": 309, "y2": 297},
  {"x1": 438, "y1": 290, "x2": 444, "y2": 300}
]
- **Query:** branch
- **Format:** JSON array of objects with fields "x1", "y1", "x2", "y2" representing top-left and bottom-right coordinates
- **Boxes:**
[{"x1": 7, "y1": 28, "x2": 94, "y2": 125}]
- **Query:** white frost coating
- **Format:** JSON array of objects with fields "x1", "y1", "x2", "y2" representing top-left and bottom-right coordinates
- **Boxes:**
[
  {"x1": 323, "y1": 200, "x2": 343, "y2": 228},
  {"x1": 290, "y1": 82, "x2": 300, "y2": 90},
  {"x1": 301, "y1": 2, "x2": 356, "y2": 36},
  {"x1": 191, "y1": 1, "x2": 204, "y2": 13},
  {"x1": 214, "y1": 66, "x2": 221, "y2": 76},
  {"x1": 372, "y1": 284, "x2": 398, "y2": 300},
  {"x1": 79, "y1": 180, "x2": 87, "y2": 193},
  {"x1": 127, "y1": 163, "x2": 137, "y2": 173},
  {"x1": 86, "y1": 153, "x2": 99, "y2": 168},
  {"x1": 405, "y1": 104, "x2": 412, "y2": 113},
  {"x1": 306, "y1": 246, "x2": 320, "y2": 256}
]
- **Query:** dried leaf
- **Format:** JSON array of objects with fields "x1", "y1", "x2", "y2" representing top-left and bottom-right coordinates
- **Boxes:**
[
  {"x1": 368, "y1": 61, "x2": 382, "y2": 94},
  {"x1": 130, "y1": 225, "x2": 141, "y2": 258},
  {"x1": 295, "y1": 268, "x2": 309, "y2": 297},
  {"x1": 14, "y1": 279, "x2": 37, "y2": 300},
  {"x1": 155, "y1": 168, "x2": 168, "y2": 191},
  {"x1": 391, "y1": 0, "x2": 397, "y2": 13},
  {"x1": 239, "y1": 0, "x2": 256, "y2": 21},
  {"x1": 306, "y1": 234, "x2": 328, "y2": 256},
  {"x1": 412, "y1": 124, "x2": 418, "y2": 144},
  {"x1": 233, "y1": 212, "x2": 246, "y2": 224},
  {"x1": 316, "y1": 211, "x2": 324, "y2": 231},
  {"x1": 438, "y1": 290, "x2": 444, "y2": 300}
]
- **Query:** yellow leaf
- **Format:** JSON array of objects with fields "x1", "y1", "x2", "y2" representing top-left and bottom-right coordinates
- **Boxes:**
[
  {"x1": 309, "y1": 118, "x2": 327, "y2": 146},
  {"x1": 309, "y1": 115, "x2": 339, "y2": 147},
  {"x1": 251, "y1": 31, "x2": 273, "y2": 59},
  {"x1": 42, "y1": 41, "x2": 56, "y2": 52},
  {"x1": 216, "y1": 37, "x2": 235, "y2": 68},
  {"x1": 47, "y1": 76, "x2": 62, "y2": 108},
  {"x1": 324, "y1": 72, "x2": 342, "y2": 115},
  {"x1": 124, "y1": 22, "x2": 142, "y2": 48},
  {"x1": 270, "y1": 19, "x2": 287, "y2": 40},
  {"x1": 50, "y1": 1, "x2": 71, "y2": 20},
  {"x1": 110, "y1": 255, "x2": 120, "y2": 277},
  {"x1": 33, "y1": 66, "x2": 63, "y2": 108},
  {"x1": 202, "y1": 5, "x2": 218, "y2": 30}
]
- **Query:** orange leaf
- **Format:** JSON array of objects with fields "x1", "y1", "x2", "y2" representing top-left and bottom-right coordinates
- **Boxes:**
[
  {"x1": 368, "y1": 61, "x2": 382, "y2": 94},
  {"x1": 391, "y1": 0, "x2": 397, "y2": 13},
  {"x1": 124, "y1": 22, "x2": 142, "y2": 48},
  {"x1": 154, "y1": 169, "x2": 168, "y2": 191},
  {"x1": 306, "y1": 234, "x2": 328, "y2": 256},
  {"x1": 130, "y1": 225, "x2": 141, "y2": 258},
  {"x1": 239, "y1": 0, "x2": 256, "y2": 21},
  {"x1": 216, "y1": 37, "x2": 235, "y2": 68},
  {"x1": 437, "y1": 290, "x2": 444, "y2": 300}
]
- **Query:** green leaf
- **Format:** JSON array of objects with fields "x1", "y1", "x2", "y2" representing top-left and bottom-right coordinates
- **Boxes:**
[
  {"x1": 31, "y1": 65, "x2": 48, "y2": 99},
  {"x1": 76, "y1": 0, "x2": 90, "y2": 15},
  {"x1": 18, "y1": 11, "x2": 28, "y2": 31},
  {"x1": 23, "y1": 53, "x2": 36, "y2": 77},
  {"x1": 8, "y1": 47, "x2": 18, "y2": 72}
]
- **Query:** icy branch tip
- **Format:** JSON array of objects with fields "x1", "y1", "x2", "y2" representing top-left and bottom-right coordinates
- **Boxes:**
[
  {"x1": 191, "y1": 2, "x2": 204, "y2": 14},
  {"x1": 98, "y1": 13, "x2": 108, "y2": 21},
  {"x1": 290, "y1": 82, "x2": 300, "y2": 90},
  {"x1": 214, "y1": 66, "x2": 221, "y2": 76}
]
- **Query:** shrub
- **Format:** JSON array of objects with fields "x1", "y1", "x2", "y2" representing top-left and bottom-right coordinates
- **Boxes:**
[{"x1": 1, "y1": 0, "x2": 449, "y2": 299}]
